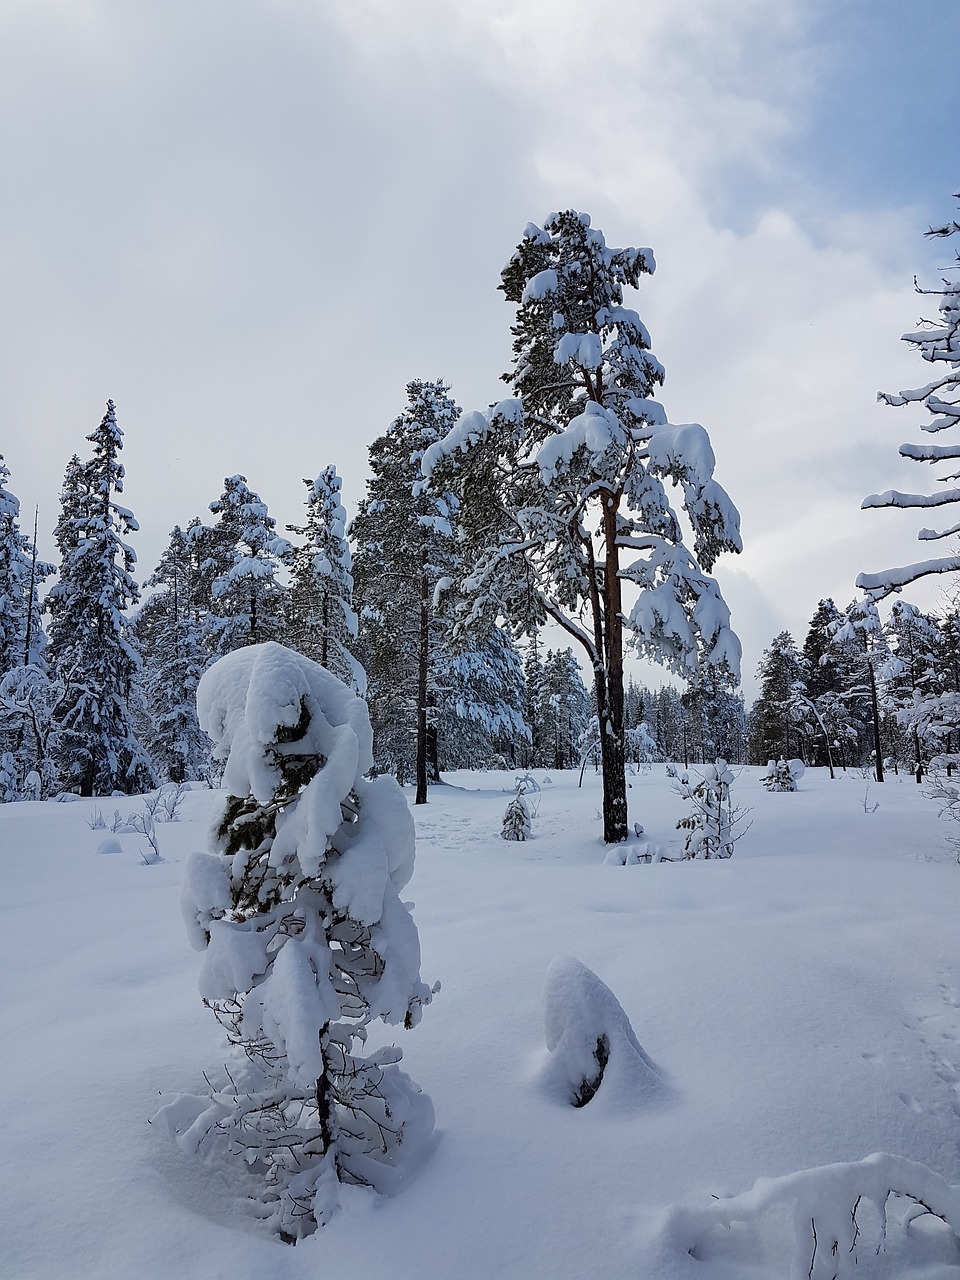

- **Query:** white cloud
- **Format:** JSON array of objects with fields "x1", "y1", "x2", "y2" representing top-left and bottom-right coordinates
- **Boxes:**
[{"x1": 0, "y1": 0, "x2": 953, "y2": 695}]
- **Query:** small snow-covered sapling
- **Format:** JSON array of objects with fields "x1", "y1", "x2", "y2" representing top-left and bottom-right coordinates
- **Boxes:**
[
  {"x1": 760, "y1": 758, "x2": 804, "y2": 792},
  {"x1": 673, "y1": 759, "x2": 746, "y2": 858},
  {"x1": 501, "y1": 774, "x2": 535, "y2": 840},
  {"x1": 161, "y1": 642, "x2": 436, "y2": 1242}
]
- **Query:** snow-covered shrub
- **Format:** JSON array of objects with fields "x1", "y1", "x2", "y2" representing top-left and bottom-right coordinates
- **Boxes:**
[
  {"x1": 656, "y1": 1152, "x2": 960, "y2": 1279},
  {"x1": 502, "y1": 774, "x2": 534, "y2": 840},
  {"x1": 537, "y1": 957, "x2": 663, "y2": 1109},
  {"x1": 501, "y1": 793, "x2": 531, "y2": 841},
  {"x1": 160, "y1": 642, "x2": 436, "y2": 1242},
  {"x1": 673, "y1": 759, "x2": 746, "y2": 859},
  {"x1": 761, "y1": 757, "x2": 805, "y2": 792}
]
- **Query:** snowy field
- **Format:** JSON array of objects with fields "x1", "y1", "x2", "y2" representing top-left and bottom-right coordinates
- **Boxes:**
[{"x1": 3, "y1": 765, "x2": 960, "y2": 1278}]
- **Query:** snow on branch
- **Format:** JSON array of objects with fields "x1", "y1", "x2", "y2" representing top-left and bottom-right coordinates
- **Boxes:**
[
  {"x1": 856, "y1": 555, "x2": 960, "y2": 599},
  {"x1": 655, "y1": 1152, "x2": 960, "y2": 1280}
]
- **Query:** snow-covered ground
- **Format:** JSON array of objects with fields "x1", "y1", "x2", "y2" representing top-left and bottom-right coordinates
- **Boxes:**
[{"x1": 3, "y1": 765, "x2": 960, "y2": 1278}]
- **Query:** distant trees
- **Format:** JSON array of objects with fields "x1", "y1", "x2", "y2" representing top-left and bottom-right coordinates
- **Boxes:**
[
  {"x1": 285, "y1": 466, "x2": 361, "y2": 692},
  {"x1": 424, "y1": 210, "x2": 741, "y2": 841},
  {"x1": 746, "y1": 631, "x2": 808, "y2": 765},
  {"x1": 133, "y1": 525, "x2": 211, "y2": 784},
  {"x1": 0, "y1": 455, "x2": 54, "y2": 795}
]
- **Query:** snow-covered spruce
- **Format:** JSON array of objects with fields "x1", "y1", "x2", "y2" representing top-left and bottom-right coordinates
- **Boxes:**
[
  {"x1": 761, "y1": 758, "x2": 805, "y2": 792},
  {"x1": 673, "y1": 759, "x2": 741, "y2": 858},
  {"x1": 537, "y1": 957, "x2": 663, "y2": 1109},
  {"x1": 656, "y1": 1152, "x2": 960, "y2": 1280},
  {"x1": 162, "y1": 642, "x2": 436, "y2": 1242},
  {"x1": 44, "y1": 402, "x2": 155, "y2": 796}
]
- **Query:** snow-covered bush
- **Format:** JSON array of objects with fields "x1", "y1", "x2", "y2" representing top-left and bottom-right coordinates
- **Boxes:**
[
  {"x1": 502, "y1": 774, "x2": 537, "y2": 839},
  {"x1": 761, "y1": 757, "x2": 805, "y2": 792},
  {"x1": 501, "y1": 790, "x2": 531, "y2": 841},
  {"x1": 537, "y1": 957, "x2": 663, "y2": 1109},
  {"x1": 673, "y1": 758, "x2": 745, "y2": 858},
  {"x1": 160, "y1": 642, "x2": 436, "y2": 1242},
  {"x1": 656, "y1": 1152, "x2": 960, "y2": 1279}
]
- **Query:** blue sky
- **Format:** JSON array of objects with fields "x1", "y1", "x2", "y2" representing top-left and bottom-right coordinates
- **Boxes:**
[{"x1": 1, "y1": 0, "x2": 957, "y2": 696}]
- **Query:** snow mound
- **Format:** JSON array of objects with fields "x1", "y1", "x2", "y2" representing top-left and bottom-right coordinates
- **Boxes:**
[{"x1": 536, "y1": 956, "x2": 665, "y2": 1111}]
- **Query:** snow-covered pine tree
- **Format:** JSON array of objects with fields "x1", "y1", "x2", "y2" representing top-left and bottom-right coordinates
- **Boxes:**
[
  {"x1": 423, "y1": 211, "x2": 741, "y2": 842},
  {"x1": 351, "y1": 380, "x2": 462, "y2": 802},
  {"x1": 285, "y1": 466, "x2": 362, "y2": 691},
  {"x1": 170, "y1": 642, "x2": 435, "y2": 1241},
  {"x1": 858, "y1": 190, "x2": 960, "y2": 599},
  {"x1": 133, "y1": 525, "x2": 212, "y2": 783},
  {"x1": 203, "y1": 476, "x2": 291, "y2": 658},
  {"x1": 45, "y1": 402, "x2": 155, "y2": 795}
]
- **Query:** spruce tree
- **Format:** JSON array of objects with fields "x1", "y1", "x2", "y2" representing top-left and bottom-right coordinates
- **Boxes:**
[
  {"x1": 747, "y1": 632, "x2": 807, "y2": 765},
  {"x1": 203, "y1": 476, "x2": 291, "y2": 658},
  {"x1": 45, "y1": 402, "x2": 154, "y2": 795}
]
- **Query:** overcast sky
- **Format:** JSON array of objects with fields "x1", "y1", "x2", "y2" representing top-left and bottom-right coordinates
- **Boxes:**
[{"x1": 2, "y1": 0, "x2": 958, "y2": 699}]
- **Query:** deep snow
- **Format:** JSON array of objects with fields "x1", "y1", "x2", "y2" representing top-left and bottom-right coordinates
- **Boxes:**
[{"x1": 2, "y1": 765, "x2": 959, "y2": 1277}]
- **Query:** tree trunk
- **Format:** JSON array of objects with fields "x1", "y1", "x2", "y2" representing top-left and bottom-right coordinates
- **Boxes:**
[
  {"x1": 598, "y1": 499, "x2": 628, "y2": 843},
  {"x1": 867, "y1": 657, "x2": 884, "y2": 783},
  {"x1": 415, "y1": 565, "x2": 429, "y2": 805}
]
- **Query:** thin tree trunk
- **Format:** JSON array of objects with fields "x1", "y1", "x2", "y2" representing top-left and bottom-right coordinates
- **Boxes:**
[
  {"x1": 867, "y1": 657, "x2": 884, "y2": 782},
  {"x1": 415, "y1": 564, "x2": 429, "y2": 805}
]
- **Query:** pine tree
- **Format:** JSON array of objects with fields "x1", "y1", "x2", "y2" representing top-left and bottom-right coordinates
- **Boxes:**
[
  {"x1": 859, "y1": 190, "x2": 960, "y2": 599},
  {"x1": 423, "y1": 211, "x2": 741, "y2": 842},
  {"x1": 169, "y1": 642, "x2": 435, "y2": 1241},
  {"x1": 45, "y1": 402, "x2": 155, "y2": 795},
  {"x1": 352, "y1": 380, "x2": 462, "y2": 802},
  {"x1": 285, "y1": 467, "x2": 361, "y2": 691}
]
